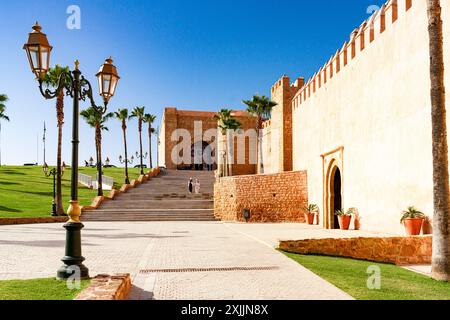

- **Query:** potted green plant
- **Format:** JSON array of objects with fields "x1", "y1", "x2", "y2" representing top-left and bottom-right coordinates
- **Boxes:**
[
  {"x1": 302, "y1": 204, "x2": 319, "y2": 225},
  {"x1": 335, "y1": 208, "x2": 353, "y2": 230},
  {"x1": 401, "y1": 206, "x2": 425, "y2": 236}
]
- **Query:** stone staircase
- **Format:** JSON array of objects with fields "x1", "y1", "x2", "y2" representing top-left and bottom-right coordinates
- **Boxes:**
[{"x1": 81, "y1": 170, "x2": 217, "y2": 222}]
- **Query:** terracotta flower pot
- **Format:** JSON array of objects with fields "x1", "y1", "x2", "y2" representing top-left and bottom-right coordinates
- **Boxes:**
[
  {"x1": 306, "y1": 213, "x2": 315, "y2": 225},
  {"x1": 338, "y1": 215, "x2": 352, "y2": 230},
  {"x1": 403, "y1": 218, "x2": 424, "y2": 236}
]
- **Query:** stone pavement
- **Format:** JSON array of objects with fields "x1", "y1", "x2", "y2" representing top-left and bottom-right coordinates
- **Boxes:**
[{"x1": 0, "y1": 222, "x2": 355, "y2": 300}]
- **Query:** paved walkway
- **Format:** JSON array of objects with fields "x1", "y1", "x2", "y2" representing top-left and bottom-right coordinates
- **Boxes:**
[{"x1": 0, "y1": 222, "x2": 359, "y2": 300}]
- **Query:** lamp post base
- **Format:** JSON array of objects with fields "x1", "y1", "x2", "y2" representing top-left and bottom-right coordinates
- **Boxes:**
[
  {"x1": 57, "y1": 262, "x2": 89, "y2": 280},
  {"x1": 51, "y1": 203, "x2": 58, "y2": 217},
  {"x1": 56, "y1": 221, "x2": 89, "y2": 280}
]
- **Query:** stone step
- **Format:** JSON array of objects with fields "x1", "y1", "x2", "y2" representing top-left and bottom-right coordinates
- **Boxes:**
[
  {"x1": 100, "y1": 199, "x2": 213, "y2": 209},
  {"x1": 82, "y1": 216, "x2": 218, "y2": 221},
  {"x1": 129, "y1": 190, "x2": 214, "y2": 195},
  {"x1": 83, "y1": 214, "x2": 216, "y2": 219},
  {"x1": 82, "y1": 210, "x2": 216, "y2": 221},
  {"x1": 87, "y1": 208, "x2": 214, "y2": 214},
  {"x1": 84, "y1": 169, "x2": 218, "y2": 222},
  {"x1": 116, "y1": 194, "x2": 213, "y2": 200}
]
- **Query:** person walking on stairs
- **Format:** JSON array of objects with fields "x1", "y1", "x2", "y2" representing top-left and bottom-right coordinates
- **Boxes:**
[
  {"x1": 194, "y1": 178, "x2": 201, "y2": 194},
  {"x1": 188, "y1": 178, "x2": 193, "y2": 194}
]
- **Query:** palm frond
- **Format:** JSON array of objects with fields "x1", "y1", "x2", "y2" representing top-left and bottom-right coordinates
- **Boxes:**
[
  {"x1": 129, "y1": 106, "x2": 146, "y2": 119},
  {"x1": 41, "y1": 65, "x2": 70, "y2": 88},
  {"x1": 81, "y1": 107, "x2": 113, "y2": 130},
  {"x1": 114, "y1": 108, "x2": 129, "y2": 120},
  {"x1": 143, "y1": 113, "x2": 157, "y2": 124}
]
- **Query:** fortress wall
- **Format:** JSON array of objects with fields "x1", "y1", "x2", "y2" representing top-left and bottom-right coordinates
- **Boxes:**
[
  {"x1": 292, "y1": 0, "x2": 440, "y2": 234},
  {"x1": 262, "y1": 76, "x2": 302, "y2": 174},
  {"x1": 214, "y1": 171, "x2": 308, "y2": 222},
  {"x1": 160, "y1": 108, "x2": 218, "y2": 170}
]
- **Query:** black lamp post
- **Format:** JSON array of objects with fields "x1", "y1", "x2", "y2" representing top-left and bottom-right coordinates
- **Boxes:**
[
  {"x1": 43, "y1": 162, "x2": 66, "y2": 216},
  {"x1": 24, "y1": 22, "x2": 120, "y2": 280},
  {"x1": 119, "y1": 154, "x2": 134, "y2": 184},
  {"x1": 136, "y1": 151, "x2": 148, "y2": 173}
]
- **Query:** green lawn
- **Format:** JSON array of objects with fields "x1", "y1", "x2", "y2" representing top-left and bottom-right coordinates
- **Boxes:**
[
  {"x1": 283, "y1": 252, "x2": 450, "y2": 300},
  {"x1": 0, "y1": 278, "x2": 90, "y2": 300},
  {"x1": 0, "y1": 165, "x2": 143, "y2": 218}
]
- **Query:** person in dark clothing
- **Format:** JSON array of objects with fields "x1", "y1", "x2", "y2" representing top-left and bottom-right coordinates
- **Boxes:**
[{"x1": 188, "y1": 178, "x2": 193, "y2": 193}]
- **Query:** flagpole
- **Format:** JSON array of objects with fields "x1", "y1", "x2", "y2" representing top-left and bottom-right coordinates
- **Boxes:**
[{"x1": 43, "y1": 121, "x2": 46, "y2": 165}]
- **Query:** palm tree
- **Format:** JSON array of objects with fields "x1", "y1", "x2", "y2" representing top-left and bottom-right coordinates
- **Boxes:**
[
  {"x1": 427, "y1": 0, "x2": 450, "y2": 282},
  {"x1": 0, "y1": 94, "x2": 10, "y2": 167},
  {"x1": 115, "y1": 108, "x2": 131, "y2": 184},
  {"x1": 143, "y1": 113, "x2": 157, "y2": 169},
  {"x1": 214, "y1": 109, "x2": 241, "y2": 176},
  {"x1": 129, "y1": 106, "x2": 146, "y2": 175},
  {"x1": 243, "y1": 94, "x2": 277, "y2": 174},
  {"x1": 80, "y1": 107, "x2": 113, "y2": 197},
  {"x1": 42, "y1": 65, "x2": 69, "y2": 215}
]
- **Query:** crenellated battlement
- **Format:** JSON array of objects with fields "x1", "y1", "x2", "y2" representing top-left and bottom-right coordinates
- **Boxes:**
[
  {"x1": 292, "y1": 0, "x2": 413, "y2": 110},
  {"x1": 271, "y1": 75, "x2": 304, "y2": 95}
]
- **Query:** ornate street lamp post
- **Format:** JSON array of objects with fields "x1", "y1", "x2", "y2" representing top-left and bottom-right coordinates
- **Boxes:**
[
  {"x1": 119, "y1": 154, "x2": 134, "y2": 184},
  {"x1": 136, "y1": 151, "x2": 148, "y2": 173},
  {"x1": 43, "y1": 162, "x2": 66, "y2": 216},
  {"x1": 24, "y1": 22, "x2": 120, "y2": 280}
]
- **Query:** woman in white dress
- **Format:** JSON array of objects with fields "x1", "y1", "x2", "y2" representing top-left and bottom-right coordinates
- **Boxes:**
[{"x1": 194, "y1": 178, "x2": 201, "y2": 194}]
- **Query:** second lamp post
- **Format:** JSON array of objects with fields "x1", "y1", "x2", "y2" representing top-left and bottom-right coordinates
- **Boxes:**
[
  {"x1": 119, "y1": 154, "x2": 134, "y2": 184},
  {"x1": 43, "y1": 162, "x2": 66, "y2": 217}
]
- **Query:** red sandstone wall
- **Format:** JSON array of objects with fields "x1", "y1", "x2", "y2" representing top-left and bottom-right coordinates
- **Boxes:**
[
  {"x1": 214, "y1": 171, "x2": 308, "y2": 222},
  {"x1": 270, "y1": 76, "x2": 303, "y2": 173},
  {"x1": 162, "y1": 108, "x2": 218, "y2": 169}
]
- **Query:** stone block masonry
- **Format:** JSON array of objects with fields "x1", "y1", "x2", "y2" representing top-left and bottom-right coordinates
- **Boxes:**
[
  {"x1": 75, "y1": 273, "x2": 132, "y2": 300},
  {"x1": 214, "y1": 171, "x2": 308, "y2": 222},
  {"x1": 0, "y1": 217, "x2": 68, "y2": 225},
  {"x1": 279, "y1": 236, "x2": 432, "y2": 266}
]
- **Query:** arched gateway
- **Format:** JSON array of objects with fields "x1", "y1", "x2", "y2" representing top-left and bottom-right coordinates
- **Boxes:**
[{"x1": 322, "y1": 147, "x2": 344, "y2": 229}]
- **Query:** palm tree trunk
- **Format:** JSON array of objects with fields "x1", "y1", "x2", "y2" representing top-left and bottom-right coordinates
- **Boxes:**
[
  {"x1": 148, "y1": 125, "x2": 153, "y2": 169},
  {"x1": 96, "y1": 126, "x2": 103, "y2": 197},
  {"x1": 139, "y1": 120, "x2": 144, "y2": 175},
  {"x1": 56, "y1": 92, "x2": 65, "y2": 215},
  {"x1": 427, "y1": 0, "x2": 450, "y2": 282},
  {"x1": 224, "y1": 133, "x2": 228, "y2": 177},
  {"x1": 0, "y1": 121, "x2": 2, "y2": 167},
  {"x1": 227, "y1": 130, "x2": 233, "y2": 176},
  {"x1": 256, "y1": 116, "x2": 263, "y2": 174},
  {"x1": 122, "y1": 124, "x2": 130, "y2": 184}
]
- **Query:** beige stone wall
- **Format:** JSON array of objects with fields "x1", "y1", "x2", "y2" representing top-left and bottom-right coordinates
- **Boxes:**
[
  {"x1": 214, "y1": 171, "x2": 308, "y2": 222},
  {"x1": 291, "y1": 0, "x2": 446, "y2": 234}
]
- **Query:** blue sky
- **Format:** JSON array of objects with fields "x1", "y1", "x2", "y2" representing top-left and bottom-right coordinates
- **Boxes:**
[{"x1": 0, "y1": 0, "x2": 384, "y2": 166}]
